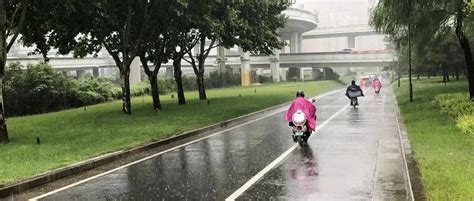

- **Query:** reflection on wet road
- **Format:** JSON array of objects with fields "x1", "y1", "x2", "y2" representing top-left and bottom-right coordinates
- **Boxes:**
[
  {"x1": 34, "y1": 84, "x2": 408, "y2": 200},
  {"x1": 240, "y1": 85, "x2": 407, "y2": 200}
]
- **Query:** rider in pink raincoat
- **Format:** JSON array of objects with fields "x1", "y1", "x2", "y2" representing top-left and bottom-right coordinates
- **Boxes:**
[
  {"x1": 372, "y1": 78, "x2": 382, "y2": 90},
  {"x1": 284, "y1": 91, "x2": 317, "y2": 132}
]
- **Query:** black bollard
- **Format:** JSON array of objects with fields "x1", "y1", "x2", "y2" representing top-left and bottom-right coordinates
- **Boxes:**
[
  {"x1": 207, "y1": 99, "x2": 210, "y2": 105},
  {"x1": 36, "y1": 136, "x2": 40, "y2": 145}
]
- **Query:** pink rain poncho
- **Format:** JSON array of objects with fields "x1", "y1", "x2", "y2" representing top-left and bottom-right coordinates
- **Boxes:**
[
  {"x1": 372, "y1": 79, "x2": 382, "y2": 89},
  {"x1": 284, "y1": 97, "x2": 317, "y2": 131}
]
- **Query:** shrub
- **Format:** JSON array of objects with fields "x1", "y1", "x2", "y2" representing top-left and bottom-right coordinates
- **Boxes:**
[
  {"x1": 435, "y1": 93, "x2": 474, "y2": 119},
  {"x1": 457, "y1": 115, "x2": 474, "y2": 136},
  {"x1": 205, "y1": 67, "x2": 241, "y2": 88},
  {"x1": 4, "y1": 62, "x2": 118, "y2": 116},
  {"x1": 435, "y1": 92, "x2": 474, "y2": 137},
  {"x1": 76, "y1": 76, "x2": 116, "y2": 100}
]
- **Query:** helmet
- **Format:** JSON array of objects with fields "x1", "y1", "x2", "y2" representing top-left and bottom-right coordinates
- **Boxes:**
[
  {"x1": 296, "y1": 90, "x2": 305, "y2": 98},
  {"x1": 292, "y1": 110, "x2": 307, "y2": 126}
]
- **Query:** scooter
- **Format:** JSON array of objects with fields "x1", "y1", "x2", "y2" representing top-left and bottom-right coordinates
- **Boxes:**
[
  {"x1": 347, "y1": 90, "x2": 363, "y2": 108},
  {"x1": 374, "y1": 86, "x2": 381, "y2": 94},
  {"x1": 350, "y1": 97, "x2": 359, "y2": 108},
  {"x1": 290, "y1": 98, "x2": 316, "y2": 146},
  {"x1": 291, "y1": 110, "x2": 310, "y2": 146}
]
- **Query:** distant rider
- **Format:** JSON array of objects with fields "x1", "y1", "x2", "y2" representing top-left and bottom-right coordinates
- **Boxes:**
[
  {"x1": 284, "y1": 91, "x2": 317, "y2": 140},
  {"x1": 372, "y1": 78, "x2": 382, "y2": 91},
  {"x1": 345, "y1": 80, "x2": 364, "y2": 106}
]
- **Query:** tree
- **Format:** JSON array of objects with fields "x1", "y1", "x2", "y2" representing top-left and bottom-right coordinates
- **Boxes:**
[
  {"x1": 0, "y1": 0, "x2": 28, "y2": 143},
  {"x1": 184, "y1": 0, "x2": 289, "y2": 100},
  {"x1": 137, "y1": 0, "x2": 180, "y2": 111},
  {"x1": 371, "y1": 0, "x2": 474, "y2": 99},
  {"x1": 24, "y1": 0, "x2": 157, "y2": 114}
]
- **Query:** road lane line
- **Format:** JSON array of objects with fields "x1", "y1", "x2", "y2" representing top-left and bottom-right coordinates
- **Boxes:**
[
  {"x1": 225, "y1": 104, "x2": 348, "y2": 201},
  {"x1": 30, "y1": 89, "x2": 344, "y2": 201}
]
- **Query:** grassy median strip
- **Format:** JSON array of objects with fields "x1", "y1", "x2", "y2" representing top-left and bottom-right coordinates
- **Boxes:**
[
  {"x1": 393, "y1": 78, "x2": 474, "y2": 200},
  {"x1": 0, "y1": 80, "x2": 342, "y2": 185}
]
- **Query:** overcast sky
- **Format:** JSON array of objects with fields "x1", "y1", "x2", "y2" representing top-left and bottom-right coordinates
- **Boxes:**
[{"x1": 295, "y1": 0, "x2": 372, "y2": 27}]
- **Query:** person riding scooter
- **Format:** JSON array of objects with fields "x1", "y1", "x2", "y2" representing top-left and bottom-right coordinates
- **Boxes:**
[
  {"x1": 345, "y1": 80, "x2": 364, "y2": 107},
  {"x1": 284, "y1": 91, "x2": 317, "y2": 143},
  {"x1": 372, "y1": 78, "x2": 382, "y2": 94}
]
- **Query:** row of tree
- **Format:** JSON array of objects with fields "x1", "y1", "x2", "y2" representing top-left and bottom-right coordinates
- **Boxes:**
[
  {"x1": 393, "y1": 32, "x2": 468, "y2": 81},
  {"x1": 370, "y1": 0, "x2": 473, "y2": 95},
  {"x1": 0, "y1": 0, "x2": 292, "y2": 143}
]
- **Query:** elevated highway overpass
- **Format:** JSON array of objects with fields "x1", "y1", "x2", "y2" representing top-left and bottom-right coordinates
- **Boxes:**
[
  {"x1": 7, "y1": 51, "x2": 394, "y2": 70},
  {"x1": 7, "y1": 50, "x2": 394, "y2": 84}
]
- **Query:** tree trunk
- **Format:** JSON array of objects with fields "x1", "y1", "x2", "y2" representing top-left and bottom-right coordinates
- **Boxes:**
[
  {"x1": 196, "y1": 72, "x2": 207, "y2": 100},
  {"x1": 0, "y1": 75, "x2": 8, "y2": 144},
  {"x1": 455, "y1": 12, "x2": 474, "y2": 100},
  {"x1": 0, "y1": 4, "x2": 8, "y2": 143},
  {"x1": 173, "y1": 58, "x2": 186, "y2": 105},
  {"x1": 120, "y1": 69, "x2": 132, "y2": 114},
  {"x1": 139, "y1": 53, "x2": 162, "y2": 111},
  {"x1": 455, "y1": 66, "x2": 459, "y2": 81},
  {"x1": 443, "y1": 66, "x2": 447, "y2": 83},
  {"x1": 149, "y1": 74, "x2": 161, "y2": 110}
]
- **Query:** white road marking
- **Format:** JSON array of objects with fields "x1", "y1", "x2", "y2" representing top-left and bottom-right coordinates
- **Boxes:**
[
  {"x1": 225, "y1": 104, "x2": 348, "y2": 201},
  {"x1": 30, "y1": 89, "x2": 344, "y2": 201},
  {"x1": 394, "y1": 106, "x2": 415, "y2": 201}
]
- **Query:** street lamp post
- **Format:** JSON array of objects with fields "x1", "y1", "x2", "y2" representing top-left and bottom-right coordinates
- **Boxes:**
[
  {"x1": 408, "y1": 0, "x2": 413, "y2": 102},
  {"x1": 398, "y1": 60, "x2": 401, "y2": 87}
]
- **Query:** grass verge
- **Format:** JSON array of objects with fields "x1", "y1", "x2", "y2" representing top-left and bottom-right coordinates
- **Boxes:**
[
  {"x1": 0, "y1": 80, "x2": 342, "y2": 185},
  {"x1": 393, "y1": 78, "x2": 474, "y2": 200}
]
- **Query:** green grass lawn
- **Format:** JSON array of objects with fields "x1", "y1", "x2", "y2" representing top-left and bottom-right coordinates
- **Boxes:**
[
  {"x1": 393, "y1": 78, "x2": 474, "y2": 200},
  {"x1": 0, "y1": 81, "x2": 342, "y2": 185}
]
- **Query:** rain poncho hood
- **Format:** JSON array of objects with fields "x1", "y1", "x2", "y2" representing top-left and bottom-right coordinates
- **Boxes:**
[{"x1": 284, "y1": 97, "x2": 317, "y2": 131}]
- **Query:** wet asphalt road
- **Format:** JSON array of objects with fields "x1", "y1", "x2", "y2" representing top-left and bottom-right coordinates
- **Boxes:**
[{"x1": 33, "y1": 84, "x2": 407, "y2": 200}]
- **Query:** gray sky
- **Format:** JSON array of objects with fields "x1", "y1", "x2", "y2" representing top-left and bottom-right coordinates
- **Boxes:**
[
  {"x1": 292, "y1": 0, "x2": 385, "y2": 52},
  {"x1": 295, "y1": 0, "x2": 371, "y2": 27}
]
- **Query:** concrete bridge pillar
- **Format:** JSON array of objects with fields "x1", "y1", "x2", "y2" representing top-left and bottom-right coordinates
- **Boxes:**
[
  {"x1": 165, "y1": 67, "x2": 174, "y2": 80},
  {"x1": 348, "y1": 35, "x2": 356, "y2": 49},
  {"x1": 289, "y1": 32, "x2": 302, "y2": 53},
  {"x1": 300, "y1": 68, "x2": 306, "y2": 81},
  {"x1": 297, "y1": 33, "x2": 303, "y2": 53},
  {"x1": 240, "y1": 51, "x2": 251, "y2": 86},
  {"x1": 270, "y1": 48, "x2": 280, "y2": 82},
  {"x1": 280, "y1": 68, "x2": 287, "y2": 81},
  {"x1": 217, "y1": 46, "x2": 226, "y2": 73},
  {"x1": 99, "y1": 68, "x2": 106, "y2": 77},
  {"x1": 130, "y1": 57, "x2": 141, "y2": 84},
  {"x1": 76, "y1": 70, "x2": 85, "y2": 78},
  {"x1": 92, "y1": 68, "x2": 99, "y2": 77},
  {"x1": 217, "y1": 46, "x2": 227, "y2": 85},
  {"x1": 312, "y1": 67, "x2": 322, "y2": 80}
]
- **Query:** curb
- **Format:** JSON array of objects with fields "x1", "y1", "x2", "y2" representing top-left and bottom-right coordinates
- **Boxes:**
[
  {"x1": 394, "y1": 101, "x2": 428, "y2": 201},
  {"x1": 0, "y1": 88, "x2": 342, "y2": 198}
]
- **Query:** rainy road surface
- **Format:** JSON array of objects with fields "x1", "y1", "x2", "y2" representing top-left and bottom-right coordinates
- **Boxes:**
[{"x1": 28, "y1": 84, "x2": 409, "y2": 201}]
